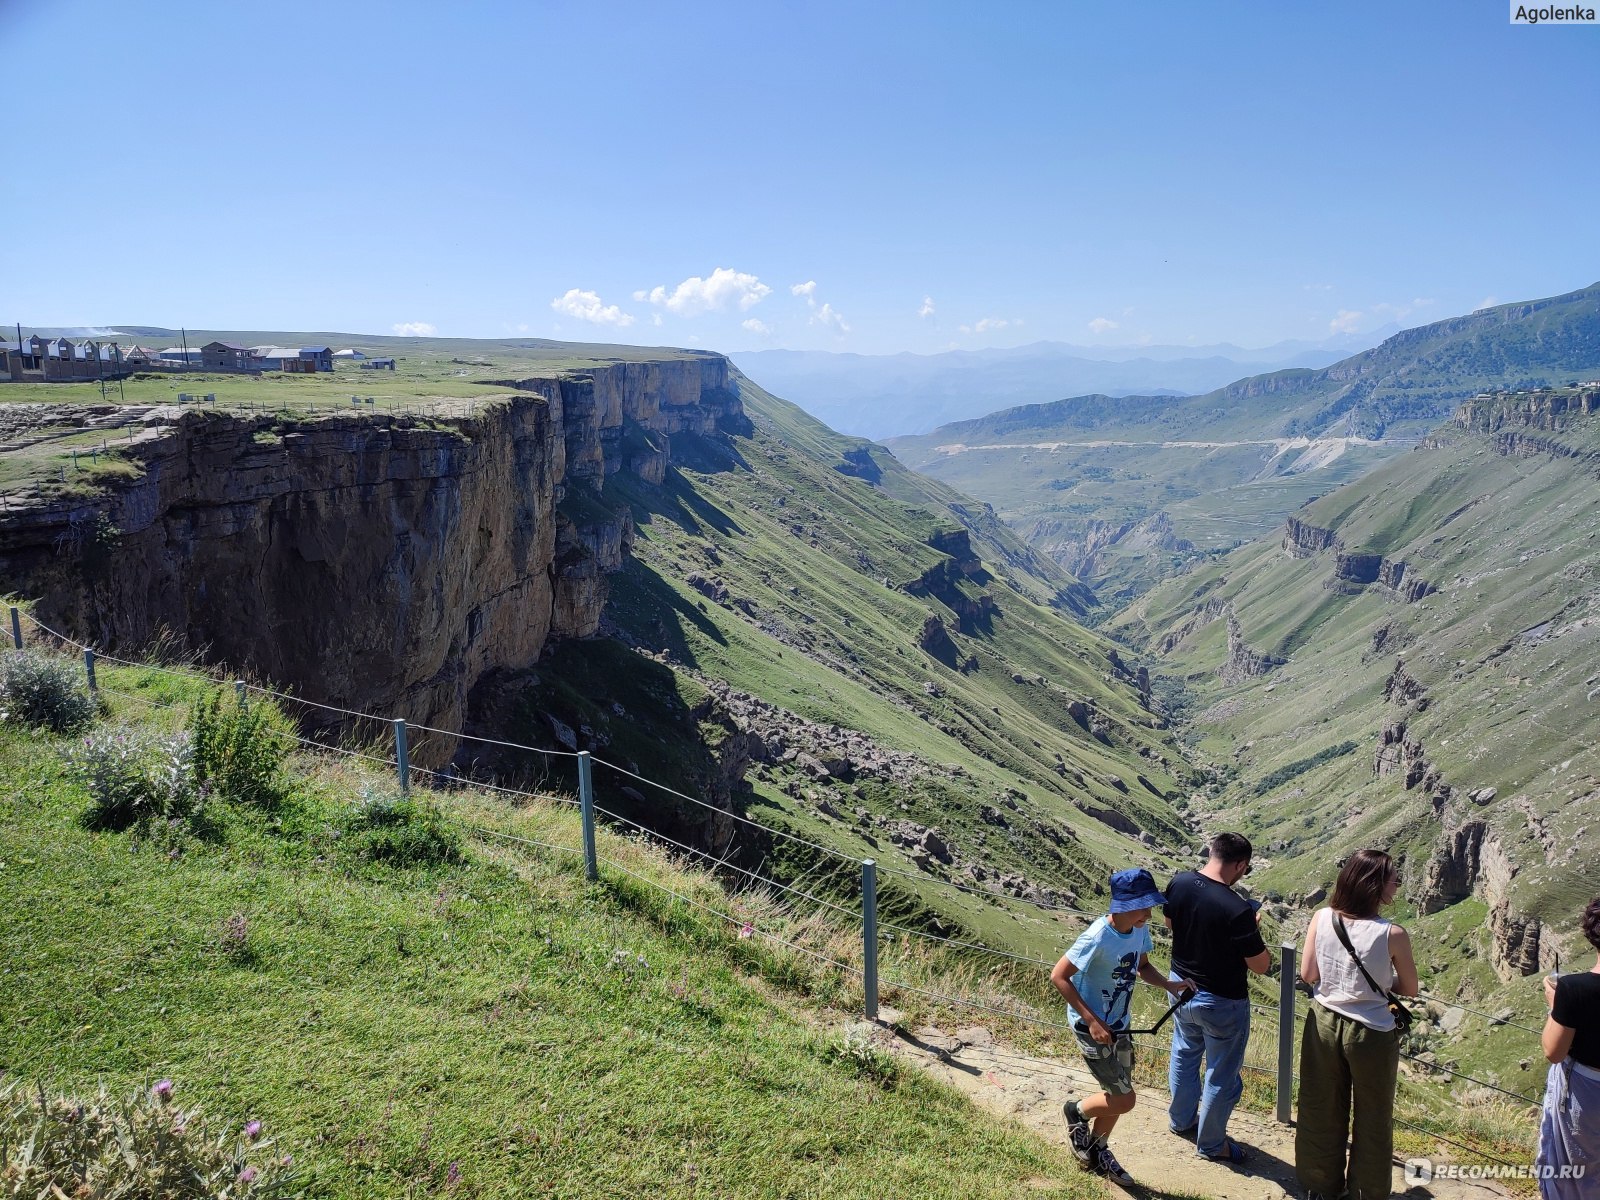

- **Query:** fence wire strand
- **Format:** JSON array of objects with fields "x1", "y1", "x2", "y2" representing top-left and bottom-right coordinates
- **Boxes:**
[{"x1": 3, "y1": 616, "x2": 1553, "y2": 1151}]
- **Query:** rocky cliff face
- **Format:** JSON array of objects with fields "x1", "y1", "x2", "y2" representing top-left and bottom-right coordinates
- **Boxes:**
[
  {"x1": 0, "y1": 354, "x2": 741, "y2": 756},
  {"x1": 1219, "y1": 613, "x2": 1284, "y2": 684},
  {"x1": 1279, "y1": 517, "x2": 1434, "y2": 602},
  {"x1": 1283, "y1": 516, "x2": 1339, "y2": 559},
  {"x1": 1378, "y1": 659, "x2": 1561, "y2": 979},
  {"x1": 1046, "y1": 511, "x2": 1194, "y2": 579},
  {"x1": 1453, "y1": 387, "x2": 1600, "y2": 434}
]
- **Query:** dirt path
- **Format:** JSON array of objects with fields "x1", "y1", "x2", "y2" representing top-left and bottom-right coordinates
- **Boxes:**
[{"x1": 853, "y1": 1014, "x2": 1515, "y2": 1200}]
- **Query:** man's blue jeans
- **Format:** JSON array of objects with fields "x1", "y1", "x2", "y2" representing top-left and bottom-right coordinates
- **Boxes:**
[{"x1": 1167, "y1": 980, "x2": 1251, "y2": 1158}]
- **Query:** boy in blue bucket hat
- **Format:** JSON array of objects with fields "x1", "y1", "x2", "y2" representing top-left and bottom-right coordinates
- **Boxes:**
[{"x1": 1050, "y1": 867, "x2": 1195, "y2": 1184}]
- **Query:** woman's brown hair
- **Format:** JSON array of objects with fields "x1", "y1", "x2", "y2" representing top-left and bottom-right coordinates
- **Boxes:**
[
  {"x1": 1330, "y1": 848, "x2": 1396, "y2": 920},
  {"x1": 1584, "y1": 895, "x2": 1600, "y2": 953}
]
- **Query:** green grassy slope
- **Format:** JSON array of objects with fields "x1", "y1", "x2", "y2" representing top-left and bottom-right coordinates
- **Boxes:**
[
  {"x1": 0, "y1": 678, "x2": 1096, "y2": 1200},
  {"x1": 494, "y1": 372, "x2": 1193, "y2": 959},
  {"x1": 1107, "y1": 386, "x2": 1600, "y2": 1094},
  {"x1": 885, "y1": 283, "x2": 1600, "y2": 602},
  {"x1": 0, "y1": 338, "x2": 1192, "y2": 960}
]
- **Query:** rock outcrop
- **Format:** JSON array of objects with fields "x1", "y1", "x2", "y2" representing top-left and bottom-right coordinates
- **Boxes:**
[
  {"x1": 0, "y1": 355, "x2": 742, "y2": 756},
  {"x1": 1283, "y1": 517, "x2": 1339, "y2": 559},
  {"x1": 1280, "y1": 517, "x2": 1434, "y2": 602},
  {"x1": 1219, "y1": 614, "x2": 1284, "y2": 684},
  {"x1": 1454, "y1": 387, "x2": 1600, "y2": 434}
]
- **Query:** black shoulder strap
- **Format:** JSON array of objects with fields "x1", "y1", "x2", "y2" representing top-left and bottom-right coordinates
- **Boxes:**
[{"x1": 1331, "y1": 913, "x2": 1388, "y2": 999}]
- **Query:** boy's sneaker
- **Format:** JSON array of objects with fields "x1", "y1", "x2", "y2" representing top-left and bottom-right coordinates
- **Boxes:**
[
  {"x1": 1063, "y1": 1103, "x2": 1096, "y2": 1169},
  {"x1": 1093, "y1": 1140, "x2": 1133, "y2": 1185}
]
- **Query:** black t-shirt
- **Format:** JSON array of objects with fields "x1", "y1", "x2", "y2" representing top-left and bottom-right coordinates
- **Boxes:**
[
  {"x1": 1553, "y1": 970, "x2": 1600, "y2": 1070},
  {"x1": 1165, "y1": 870, "x2": 1268, "y2": 1000}
]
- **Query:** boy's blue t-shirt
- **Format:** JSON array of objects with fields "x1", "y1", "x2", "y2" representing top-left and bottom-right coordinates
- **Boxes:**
[{"x1": 1065, "y1": 915, "x2": 1152, "y2": 1032}]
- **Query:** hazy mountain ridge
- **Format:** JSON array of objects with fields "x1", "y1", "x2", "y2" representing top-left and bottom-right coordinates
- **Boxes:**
[
  {"x1": 885, "y1": 283, "x2": 1600, "y2": 605},
  {"x1": 731, "y1": 341, "x2": 1363, "y2": 440}
]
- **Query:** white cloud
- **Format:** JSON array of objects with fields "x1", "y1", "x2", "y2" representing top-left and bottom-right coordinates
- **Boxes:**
[
  {"x1": 958, "y1": 317, "x2": 1013, "y2": 335},
  {"x1": 640, "y1": 267, "x2": 771, "y2": 316},
  {"x1": 652, "y1": 313, "x2": 663, "y2": 327},
  {"x1": 811, "y1": 303, "x2": 850, "y2": 334},
  {"x1": 1302, "y1": 282, "x2": 1335, "y2": 292},
  {"x1": 742, "y1": 318, "x2": 772, "y2": 335},
  {"x1": 550, "y1": 288, "x2": 635, "y2": 327},
  {"x1": 918, "y1": 296, "x2": 936, "y2": 319},
  {"x1": 1087, "y1": 317, "x2": 1119, "y2": 335},
  {"x1": 791, "y1": 280, "x2": 818, "y2": 302},
  {"x1": 392, "y1": 321, "x2": 436, "y2": 336},
  {"x1": 1329, "y1": 309, "x2": 1363, "y2": 334},
  {"x1": 1476, "y1": 295, "x2": 1499, "y2": 311}
]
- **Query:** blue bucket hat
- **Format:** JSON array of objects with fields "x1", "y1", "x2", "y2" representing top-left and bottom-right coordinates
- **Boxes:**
[{"x1": 1109, "y1": 867, "x2": 1166, "y2": 914}]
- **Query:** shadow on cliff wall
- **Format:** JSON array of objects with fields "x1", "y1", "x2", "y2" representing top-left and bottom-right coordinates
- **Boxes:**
[
  {"x1": 605, "y1": 561, "x2": 728, "y2": 669},
  {"x1": 469, "y1": 638, "x2": 762, "y2": 858}
]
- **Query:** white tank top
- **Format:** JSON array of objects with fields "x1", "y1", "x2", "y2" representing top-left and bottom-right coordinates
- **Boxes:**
[{"x1": 1312, "y1": 907, "x2": 1396, "y2": 1031}]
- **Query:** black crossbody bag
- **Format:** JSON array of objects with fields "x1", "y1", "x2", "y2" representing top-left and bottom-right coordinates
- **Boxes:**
[{"x1": 1331, "y1": 914, "x2": 1413, "y2": 1034}]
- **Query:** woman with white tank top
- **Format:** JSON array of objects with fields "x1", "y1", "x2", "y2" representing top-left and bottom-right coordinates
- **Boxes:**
[{"x1": 1294, "y1": 849, "x2": 1419, "y2": 1200}]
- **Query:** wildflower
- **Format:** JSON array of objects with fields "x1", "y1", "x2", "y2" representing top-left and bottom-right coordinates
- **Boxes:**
[
  {"x1": 238, "y1": 1165, "x2": 258, "y2": 1184},
  {"x1": 739, "y1": 923, "x2": 754, "y2": 939},
  {"x1": 245, "y1": 1119, "x2": 262, "y2": 1140},
  {"x1": 280, "y1": 1155, "x2": 293, "y2": 1168},
  {"x1": 153, "y1": 1079, "x2": 174, "y2": 1101},
  {"x1": 446, "y1": 1161, "x2": 462, "y2": 1186}
]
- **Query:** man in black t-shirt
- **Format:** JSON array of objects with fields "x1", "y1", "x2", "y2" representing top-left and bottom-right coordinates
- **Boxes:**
[{"x1": 1163, "y1": 832, "x2": 1270, "y2": 1164}]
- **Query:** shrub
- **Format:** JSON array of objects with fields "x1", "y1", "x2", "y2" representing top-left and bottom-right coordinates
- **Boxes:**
[
  {"x1": 69, "y1": 725, "x2": 203, "y2": 832},
  {"x1": 0, "y1": 1077, "x2": 296, "y2": 1198},
  {"x1": 340, "y1": 784, "x2": 461, "y2": 867},
  {"x1": 0, "y1": 650, "x2": 97, "y2": 734},
  {"x1": 190, "y1": 689, "x2": 291, "y2": 807}
]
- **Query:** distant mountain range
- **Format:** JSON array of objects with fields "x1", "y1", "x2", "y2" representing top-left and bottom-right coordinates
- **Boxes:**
[
  {"x1": 883, "y1": 282, "x2": 1600, "y2": 604},
  {"x1": 732, "y1": 328, "x2": 1393, "y2": 439}
]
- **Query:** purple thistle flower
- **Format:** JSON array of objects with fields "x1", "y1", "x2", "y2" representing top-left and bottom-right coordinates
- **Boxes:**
[
  {"x1": 245, "y1": 1120, "x2": 262, "y2": 1140},
  {"x1": 445, "y1": 1161, "x2": 461, "y2": 1186},
  {"x1": 237, "y1": 1165, "x2": 258, "y2": 1184},
  {"x1": 152, "y1": 1079, "x2": 174, "y2": 1100},
  {"x1": 280, "y1": 1155, "x2": 293, "y2": 1168}
]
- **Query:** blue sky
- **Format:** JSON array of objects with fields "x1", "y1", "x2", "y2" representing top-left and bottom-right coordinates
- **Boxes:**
[{"x1": 3, "y1": 0, "x2": 1596, "y2": 354}]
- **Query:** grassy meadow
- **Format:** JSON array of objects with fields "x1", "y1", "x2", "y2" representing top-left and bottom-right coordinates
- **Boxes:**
[{"x1": 0, "y1": 653, "x2": 1102, "y2": 1200}]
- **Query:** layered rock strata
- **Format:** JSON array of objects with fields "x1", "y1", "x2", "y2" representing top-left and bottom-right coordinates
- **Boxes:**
[
  {"x1": 1282, "y1": 518, "x2": 1434, "y2": 602},
  {"x1": 0, "y1": 355, "x2": 740, "y2": 755}
]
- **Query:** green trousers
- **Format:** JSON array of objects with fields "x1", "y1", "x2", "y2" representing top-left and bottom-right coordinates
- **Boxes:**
[{"x1": 1295, "y1": 1001, "x2": 1400, "y2": 1200}]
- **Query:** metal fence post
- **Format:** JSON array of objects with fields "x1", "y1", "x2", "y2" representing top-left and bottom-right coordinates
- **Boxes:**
[
  {"x1": 1277, "y1": 941, "x2": 1297, "y2": 1124},
  {"x1": 83, "y1": 648, "x2": 97, "y2": 695},
  {"x1": 9, "y1": 607, "x2": 20, "y2": 650},
  {"x1": 394, "y1": 718, "x2": 410, "y2": 794},
  {"x1": 234, "y1": 679, "x2": 247, "y2": 708},
  {"x1": 862, "y1": 858, "x2": 879, "y2": 1022},
  {"x1": 578, "y1": 751, "x2": 598, "y2": 881}
]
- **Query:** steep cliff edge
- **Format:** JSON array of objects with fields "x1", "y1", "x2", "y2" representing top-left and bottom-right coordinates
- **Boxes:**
[{"x1": 0, "y1": 354, "x2": 739, "y2": 751}]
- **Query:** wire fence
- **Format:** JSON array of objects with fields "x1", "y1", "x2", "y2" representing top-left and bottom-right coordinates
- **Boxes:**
[{"x1": 5, "y1": 609, "x2": 1552, "y2": 1170}]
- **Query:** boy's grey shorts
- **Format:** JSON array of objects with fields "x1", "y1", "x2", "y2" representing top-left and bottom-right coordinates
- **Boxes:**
[{"x1": 1073, "y1": 1027, "x2": 1135, "y2": 1096}]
